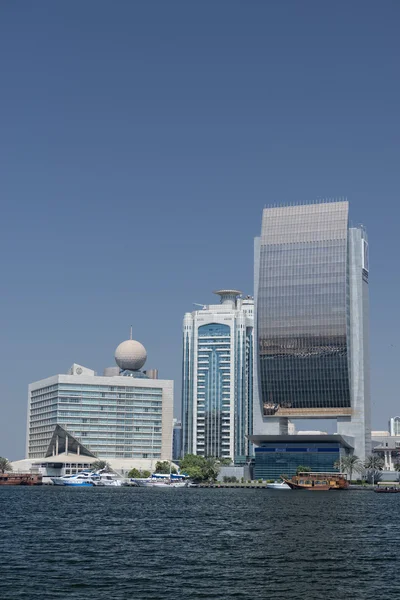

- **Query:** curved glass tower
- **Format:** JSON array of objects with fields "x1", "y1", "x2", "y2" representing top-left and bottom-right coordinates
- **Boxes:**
[
  {"x1": 182, "y1": 291, "x2": 254, "y2": 462},
  {"x1": 254, "y1": 200, "x2": 371, "y2": 460}
]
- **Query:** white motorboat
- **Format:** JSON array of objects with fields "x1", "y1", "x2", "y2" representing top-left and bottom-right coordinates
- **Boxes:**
[
  {"x1": 52, "y1": 469, "x2": 123, "y2": 487},
  {"x1": 266, "y1": 480, "x2": 291, "y2": 490},
  {"x1": 92, "y1": 472, "x2": 123, "y2": 487},
  {"x1": 133, "y1": 473, "x2": 188, "y2": 488},
  {"x1": 51, "y1": 472, "x2": 97, "y2": 487}
]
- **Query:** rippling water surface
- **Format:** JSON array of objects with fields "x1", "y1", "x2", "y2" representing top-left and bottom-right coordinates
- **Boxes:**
[{"x1": 1, "y1": 487, "x2": 399, "y2": 599}]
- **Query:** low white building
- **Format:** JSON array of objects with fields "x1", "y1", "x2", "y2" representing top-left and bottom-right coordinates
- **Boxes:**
[{"x1": 25, "y1": 334, "x2": 173, "y2": 470}]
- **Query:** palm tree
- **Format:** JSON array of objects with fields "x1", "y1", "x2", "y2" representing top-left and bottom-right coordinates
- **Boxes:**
[
  {"x1": 0, "y1": 457, "x2": 12, "y2": 473},
  {"x1": 296, "y1": 465, "x2": 311, "y2": 475},
  {"x1": 91, "y1": 460, "x2": 111, "y2": 472},
  {"x1": 364, "y1": 454, "x2": 384, "y2": 485},
  {"x1": 394, "y1": 461, "x2": 400, "y2": 482},
  {"x1": 334, "y1": 455, "x2": 362, "y2": 481},
  {"x1": 203, "y1": 457, "x2": 221, "y2": 482}
]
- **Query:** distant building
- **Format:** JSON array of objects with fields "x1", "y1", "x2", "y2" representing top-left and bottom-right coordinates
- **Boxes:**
[
  {"x1": 172, "y1": 419, "x2": 182, "y2": 461},
  {"x1": 250, "y1": 434, "x2": 353, "y2": 480},
  {"x1": 26, "y1": 333, "x2": 173, "y2": 467},
  {"x1": 371, "y1": 430, "x2": 390, "y2": 437},
  {"x1": 389, "y1": 417, "x2": 400, "y2": 437},
  {"x1": 254, "y1": 200, "x2": 371, "y2": 461},
  {"x1": 372, "y1": 434, "x2": 400, "y2": 471},
  {"x1": 182, "y1": 290, "x2": 254, "y2": 462}
]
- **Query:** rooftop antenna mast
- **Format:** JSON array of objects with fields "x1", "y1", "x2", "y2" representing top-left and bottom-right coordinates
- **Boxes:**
[{"x1": 130, "y1": 325, "x2": 133, "y2": 340}]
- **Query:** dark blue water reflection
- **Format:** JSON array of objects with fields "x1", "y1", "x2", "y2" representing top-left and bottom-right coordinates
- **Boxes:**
[{"x1": 1, "y1": 487, "x2": 399, "y2": 599}]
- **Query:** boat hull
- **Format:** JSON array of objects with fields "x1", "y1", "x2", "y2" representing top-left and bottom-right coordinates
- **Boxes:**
[
  {"x1": 0, "y1": 474, "x2": 42, "y2": 486},
  {"x1": 266, "y1": 483, "x2": 291, "y2": 490},
  {"x1": 51, "y1": 478, "x2": 94, "y2": 487},
  {"x1": 285, "y1": 482, "x2": 330, "y2": 491},
  {"x1": 137, "y1": 481, "x2": 187, "y2": 488}
]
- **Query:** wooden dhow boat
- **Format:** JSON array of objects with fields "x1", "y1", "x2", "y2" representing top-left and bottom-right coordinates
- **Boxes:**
[
  {"x1": 0, "y1": 473, "x2": 42, "y2": 486},
  {"x1": 282, "y1": 472, "x2": 348, "y2": 491}
]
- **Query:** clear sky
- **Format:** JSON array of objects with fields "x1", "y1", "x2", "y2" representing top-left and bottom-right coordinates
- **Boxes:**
[{"x1": 1, "y1": 1, "x2": 399, "y2": 459}]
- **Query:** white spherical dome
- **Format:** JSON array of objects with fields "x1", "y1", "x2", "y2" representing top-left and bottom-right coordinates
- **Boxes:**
[{"x1": 115, "y1": 339, "x2": 147, "y2": 371}]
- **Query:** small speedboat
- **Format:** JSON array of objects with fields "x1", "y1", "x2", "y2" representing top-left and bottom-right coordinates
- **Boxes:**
[
  {"x1": 266, "y1": 480, "x2": 291, "y2": 490},
  {"x1": 374, "y1": 487, "x2": 400, "y2": 494}
]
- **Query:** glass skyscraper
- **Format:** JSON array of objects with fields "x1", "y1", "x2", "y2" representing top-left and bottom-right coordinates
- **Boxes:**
[
  {"x1": 181, "y1": 290, "x2": 254, "y2": 462},
  {"x1": 254, "y1": 201, "x2": 371, "y2": 460}
]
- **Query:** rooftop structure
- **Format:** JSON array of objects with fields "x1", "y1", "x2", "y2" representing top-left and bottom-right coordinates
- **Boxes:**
[{"x1": 389, "y1": 417, "x2": 400, "y2": 437}]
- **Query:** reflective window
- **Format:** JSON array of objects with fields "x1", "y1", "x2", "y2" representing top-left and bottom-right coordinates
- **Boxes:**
[{"x1": 257, "y1": 202, "x2": 351, "y2": 412}]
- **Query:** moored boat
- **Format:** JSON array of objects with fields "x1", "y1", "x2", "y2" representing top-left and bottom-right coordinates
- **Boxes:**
[
  {"x1": 266, "y1": 480, "x2": 291, "y2": 490},
  {"x1": 282, "y1": 472, "x2": 348, "y2": 491},
  {"x1": 51, "y1": 472, "x2": 97, "y2": 486},
  {"x1": 133, "y1": 473, "x2": 189, "y2": 488},
  {"x1": 0, "y1": 473, "x2": 42, "y2": 486}
]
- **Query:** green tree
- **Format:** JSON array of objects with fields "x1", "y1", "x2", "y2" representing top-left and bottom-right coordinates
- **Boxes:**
[
  {"x1": 128, "y1": 468, "x2": 141, "y2": 478},
  {"x1": 180, "y1": 454, "x2": 221, "y2": 482},
  {"x1": 334, "y1": 455, "x2": 363, "y2": 481},
  {"x1": 394, "y1": 462, "x2": 400, "y2": 482},
  {"x1": 154, "y1": 461, "x2": 177, "y2": 474},
  {"x1": 0, "y1": 457, "x2": 12, "y2": 473},
  {"x1": 91, "y1": 460, "x2": 111, "y2": 472},
  {"x1": 296, "y1": 465, "x2": 311, "y2": 475},
  {"x1": 364, "y1": 455, "x2": 384, "y2": 485}
]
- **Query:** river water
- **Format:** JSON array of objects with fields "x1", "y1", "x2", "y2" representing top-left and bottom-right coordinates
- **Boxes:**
[{"x1": 1, "y1": 487, "x2": 399, "y2": 599}]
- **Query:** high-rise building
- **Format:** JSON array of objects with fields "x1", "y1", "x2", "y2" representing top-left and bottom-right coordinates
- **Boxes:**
[
  {"x1": 389, "y1": 416, "x2": 400, "y2": 436},
  {"x1": 26, "y1": 334, "x2": 173, "y2": 463},
  {"x1": 253, "y1": 200, "x2": 371, "y2": 461},
  {"x1": 172, "y1": 418, "x2": 182, "y2": 460},
  {"x1": 182, "y1": 290, "x2": 254, "y2": 462}
]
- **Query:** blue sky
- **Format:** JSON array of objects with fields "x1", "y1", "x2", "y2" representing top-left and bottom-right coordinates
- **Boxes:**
[{"x1": 1, "y1": 1, "x2": 399, "y2": 458}]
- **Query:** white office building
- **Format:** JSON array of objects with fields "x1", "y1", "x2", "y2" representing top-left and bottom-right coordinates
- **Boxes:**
[
  {"x1": 181, "y1": 290, "x2": 254, "y2": 463},
  {"x1": 26, "y1": 334, "x2": 173, "y2": 468}
]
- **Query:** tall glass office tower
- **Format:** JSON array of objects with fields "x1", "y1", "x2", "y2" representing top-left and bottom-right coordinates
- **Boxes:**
[
  {"x1": 254, "y1": 200, "x2": 371, "y2": 460},
  {"x1": 182, "y1": 290, "x2": 254, "y2": 462}
]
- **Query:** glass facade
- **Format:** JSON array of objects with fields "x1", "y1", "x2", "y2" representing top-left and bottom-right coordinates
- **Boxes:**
[
  {"x1": 197, "y1": 323, "x2": 231, "y2": 458},
  {"x1": 257, "y1": 202, "x2": 351, "y2": 414},
  {"x1": 182, "y1": 296, "x2": 254, "y2": 462},
  {"x1": 254, "y1": 441, "x2": 344, "y2": 480},
  {"x1": 28, "y1": 382, "x2": 163, "y2": 459}
]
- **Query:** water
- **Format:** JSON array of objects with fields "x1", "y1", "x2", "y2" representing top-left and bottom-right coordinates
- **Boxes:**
[{"x1": 1, "y1": 487, "x2": 399, "y2": 599}]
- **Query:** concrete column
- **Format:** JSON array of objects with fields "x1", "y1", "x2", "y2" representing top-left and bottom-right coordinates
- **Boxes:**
[
  {"x1": 77, "y1": 445, "x2": 80, "y2": 456},
  {"x1": 65, "y1": 435, "x2": 68, "y2": 455},
  {"x1": 389, "y1": 451, "x2": 393, "y2": 471},
  {"x1": 384, "y1": 451, "x2": 388, "y2": 470},
  {"x1": 56, "y1": 436, "x2": 59, "y2": 455}
]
